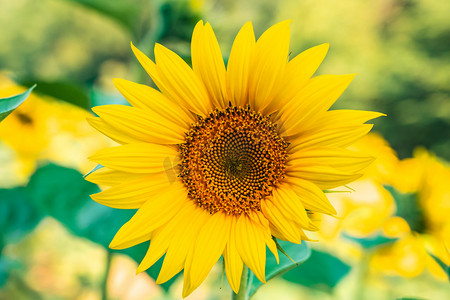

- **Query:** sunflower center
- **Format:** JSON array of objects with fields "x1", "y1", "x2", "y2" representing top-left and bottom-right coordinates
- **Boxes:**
[{"x1": 179, "y1": 106, "x2": 288, "y2": 215}]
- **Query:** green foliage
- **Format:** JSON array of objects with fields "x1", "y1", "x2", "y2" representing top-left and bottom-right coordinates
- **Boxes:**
[
  {"x1": 65, "y1": 0, "x2": 148, "y2": 33},
  {"x1": 90, "y1": 88, "x2": 128, "y2": 107},
  {"x1": 65, "y1": 0, "x2": 201, "y2": 43},
  {"x1": 248, "y1": 240, "x2": 311, "y2": 297},
  {"x1": 0, "y1": 188, "x2": 42, "y2": 244},
  {"x1": 384, "y1": 185, "x2": 426, "y2": 233},
  {"x1": 25, "y1": 164, "x2": 179, "y2": 291},
  {"x1": 0, "y1": 188, "x2": 42, "y2": 287},
  {"x1": 343, "y1": 233, "x2": 397, "y2": 249},
  {"x1": 0, "y1": 85, "x2": 36, "y2": 122},
  {"x1": 156, "y1": 0, "x2": 202, "y2": 43},
  {"x1": 21, "y1": 81, "x2": 90, "y2": 109},
  {"x1": 282, "y1": 249, "x2": 351, "y2": 291},
  {"x1": 27, "y1": 164, "x2": 110, "y2": 245},
  {"x1": 0, "y1": 258, "x2": 12, "y2": 287}
]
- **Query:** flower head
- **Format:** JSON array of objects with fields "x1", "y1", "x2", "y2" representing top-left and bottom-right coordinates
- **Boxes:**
[
  {"x1": 0, "y1": 75, "x2": 110, "y2": 184},
  {"x1": 86, "y1": 20, "x2": 382, "y2": 297}
]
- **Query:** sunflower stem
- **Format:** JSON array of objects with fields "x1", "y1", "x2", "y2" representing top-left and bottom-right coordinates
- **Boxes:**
[
  {"x1": 232, "y1": 265, "x2": 249, "y2": 300},
  {"x1": 101, "y1": 250, "x2": 113, "y2": 300}
]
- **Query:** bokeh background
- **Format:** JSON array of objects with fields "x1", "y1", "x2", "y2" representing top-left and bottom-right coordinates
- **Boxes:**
[{"x1": 0, "y1": 0, "x2": 449, "y2": 299}]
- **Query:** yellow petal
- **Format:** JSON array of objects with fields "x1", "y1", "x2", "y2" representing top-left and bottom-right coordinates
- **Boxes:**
[
  {"x1": 235, "y1": 213, "x2": 267, "y2": 283},
  {"x1": 288, "y1": 147, "x2": 375, "y2": 174},
  {"x1": 156, "y1": 203, "x2": 209, "y2": 284},
  {"x1": 280, "y1": 74, "x2": 355, "y2": 137},
  {"x1": 270, "y1": 224, "x2": 313, "y2": 243},
  {"x1": 287, "y1": 163, "x2": 362, "y2": 190},
  {"x1": 154, "y1": 43, "x2": 212, "y2": 116},
  {"x1": 290, "y1": 124, "x2": 374, "y2": 150},
  {"x1": 89, "y1": 143, "x2": 179, "y2": 174},
  {"x1": 308, "y1": 110, "x2": 385, "y2": 130},
  {"x1": 265, "y1": 43, "x2": 329, "y2": 115},
  {"x1": 84, "y1": 168, "x2": 142, "y2": 186},
  {"x1": 109, "y1": 180, "x2": 186, "y2": 249},
  {"x1": 223, "y1": 216, "x2": 243, "y2": 294},
  {"x1": 284, "y1": 177, "x2": 337, "y2": 215},
  {"x1": 192, "y1": 21, "x2": 227, "y2": 109},
  {"x1": 92, "y1": 105, "x2": 185, "y2": 144},
  {"x1": 286, "y1": 43, "x2": 329, "y2": 83},
  {"x1": 90, "y1": 172, "x2": 174, "y2": 209},
  {"x1": 249, "y1": 212, "x2": 279, "y2": 263},
  {"x1": 182, "y1": 211, "x2": 231, "y2": 297},
  {"x1": 284, "y1": 109, "x2": 384, "y2": 141},
  {"x1": 136, "y1": 229, "x2": 168, "y2": 274},
  {"x1": 249, "y1": 20, "x2": 291, "y2": 112},
  {"x1": 87, "y1": 116, "x2": 137, "y2": 145},
  {"x1": 268, "y1": 222, "x2": 292, "y2": 242},
  {"x1": 261, "y1": 199, "x2": 303, "y2": 243},
  {"x1": 136, "y1": 201, "x2": 198, "y2": 274},
  {"x1": 130, "y1": 42, "x2": 165, "y2": 90},
  {"x1": 226, "y1": 22, "x2": 255, "y2": 107},
  {"x1": 272, "y1": 184, "x2": 315, "y2": 230},
  {"x1": 113, "y1": 78, "x2": 194, "y2": 129}
]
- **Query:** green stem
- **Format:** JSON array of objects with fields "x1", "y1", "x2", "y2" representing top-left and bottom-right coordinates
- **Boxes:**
[
  {"x1": 232, "y1": 265, "x2": 249, "y2": 300},
  {"x1": 353, "y1": 250, "x2": 372, "y2": 300},
  {"x1": 101, "y1": 251, "x2": 113, "y2": 300}
]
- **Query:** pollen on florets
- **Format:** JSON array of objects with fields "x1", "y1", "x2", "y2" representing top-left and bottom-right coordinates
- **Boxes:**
[{"x1": 179, "y1": 105, "x2": 288, "y2": 215}]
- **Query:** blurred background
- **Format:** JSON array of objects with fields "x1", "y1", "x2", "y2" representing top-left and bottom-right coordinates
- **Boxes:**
[{"x1": 0, "y1": 0, "x2": 449, "y2": 299}]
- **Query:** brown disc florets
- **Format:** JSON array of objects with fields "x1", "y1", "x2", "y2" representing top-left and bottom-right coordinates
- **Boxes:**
[{"x1": 179, "y1": 106, "x2": 288, "y2": 215}]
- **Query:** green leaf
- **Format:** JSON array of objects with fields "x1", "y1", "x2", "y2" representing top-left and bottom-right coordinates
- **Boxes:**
[
  {"x1": 282, "y1": 249, "x2": 351, "y2": 292},
  {"x1": 0, "y1": 85, "x2": 36, "y2": 122},
  {"x1": 21, "y1": 80, "x2": 90, "y2": 109},
  {"x1": 0, "y1": 188, "x2": 42, "y2": 287},
  {"x1": 248, "y1": 240, "x2": 311, "y2": 297},
  {"x1": 90, "y1": 88, "x2": 129, "y2": 108},
  {"x1": 27, "y1": 165, "x2": 104, "y2": 238},
  {"x1": 0, "y1": 188, "x2": 42, "y2": 244},
  {"x1": 0, "y1": 257, "x2": 11, "y2": 287},
  {"x1": 428, "y1": 252, "x2": 450, "y2": 281},
  {"x1": 26, "y1": 164, "x2": 179, "y2": 291},
  {"x1": 64, "y1": 0, "x2": 146, "y2": 33},
  {"x1": 343, "y1": 233, "x2": 397, "y2": 249},
  {"x1": 384, "y1": 185, "x2": 425, "y2": 233}
]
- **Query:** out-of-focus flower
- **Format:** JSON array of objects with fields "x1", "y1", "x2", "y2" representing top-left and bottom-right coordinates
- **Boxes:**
[
  {"x1": 349, "y1": 132, "x2": 399, "y2": 182},
  {"x1": 412, "y1": 149, "x2": 450, "y2": 235},
  {"x1": 316, "y1": 134, "x2": 398, "y2": 241},
  {"x1": 0, "y1": 74, "x2": 112, "y2": 186},
  {"x1": 86, "y1": 20, "x2": 381, "y2": 297},
  {"x1": 373, "y1": 148, "x2": 450, "y2": 279},
  {"x1": 371, "y1": 233, "x2": 428, "y2": 278},
  {"x1": 316, "y1": 133, "x2": 450, "y2": 280},
  {"x1": 0, "y1": 76, "x2": 50, "y2": 181}
]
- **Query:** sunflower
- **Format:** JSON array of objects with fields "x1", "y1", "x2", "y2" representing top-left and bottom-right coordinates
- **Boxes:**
[
  {"x1": 372, "y1": 148, "x2": 450, "y2": 280},
  {"x1": 86, "y1": 20, "x2": 382, "y2": 297},
  {"x1": 0, "y1": 75, "x2": 112, "y2": 182}
]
